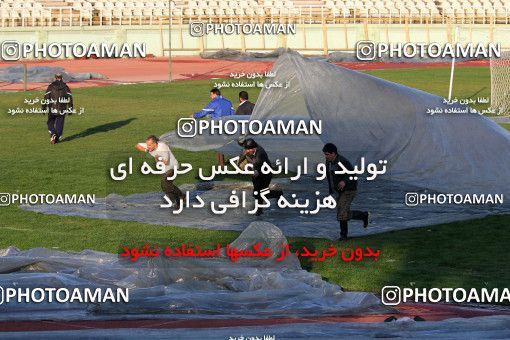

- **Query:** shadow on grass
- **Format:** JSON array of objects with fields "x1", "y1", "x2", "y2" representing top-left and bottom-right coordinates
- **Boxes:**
[
  {"x1": 62, "y1": 118, "x2": 137, "y2": 142},
  {"x1": 466, "y1": 87, "x2": 487, "y2": 100}
]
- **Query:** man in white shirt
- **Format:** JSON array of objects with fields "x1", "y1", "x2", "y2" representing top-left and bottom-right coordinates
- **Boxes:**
[{"x1": 135, "y1": 135, "x2": 184, "y2": 208}]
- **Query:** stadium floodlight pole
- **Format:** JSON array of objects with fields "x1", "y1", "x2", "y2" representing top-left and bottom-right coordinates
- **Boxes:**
[
  {"x1": 168, "y1": 0, "x2": 173, "y2": 83},
  {"x1": 448, "y1": 26, "x2": 459, "y2": 101},
  {"x1": 23, "y1": 63, "x2": 28, "y2": 92}
]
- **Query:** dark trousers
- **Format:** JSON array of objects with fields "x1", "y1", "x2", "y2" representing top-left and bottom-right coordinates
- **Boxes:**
[
  {"x1": 337, "y1": 190, "x2": 366, "y2": 238},
  {"x1": 252, "y1": 173, "x2": 280, "y2": 204},
  {"x1": 336, "y1": 190, "x2": 365, "y2": 221},
  {"x1": 161, "y1": 169, "x2": 185, "y2": 204},
  {"x1": 47, "y1": 114, "x2": 65, "y2": 139}
]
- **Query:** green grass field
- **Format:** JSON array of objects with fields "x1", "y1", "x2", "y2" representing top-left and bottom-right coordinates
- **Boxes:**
[{"x1": 1, "y1": 66, "x2": 509, "y2": 296}]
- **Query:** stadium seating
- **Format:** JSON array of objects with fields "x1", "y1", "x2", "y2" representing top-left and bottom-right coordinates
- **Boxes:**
[{"x1": 0, "y1": 0, "x2": 508, "y2": 27}]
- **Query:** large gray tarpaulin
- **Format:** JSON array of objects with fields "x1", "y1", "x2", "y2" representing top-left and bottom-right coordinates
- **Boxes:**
[
  {"x1": 3, "y1": 222, "x2": 509, "y2": 339},
  {"x1": 21, "y1": 52, "x2": 509, "y2": 237},
  {"x1": 162, "y1": 52, "x2": 510, "y2": 196},
  {"x1": 199, "y1": 48, "x2": 484, "y2": 64},
  {"x1": 0, "y1": 222, "x2": 388, "y2": 320},
  {"x1": 0, "y1": 65, "x2": 106, "y2": 83},
  {"x1": 20, "y1": 178, "x2": 509, "y2": 240}
]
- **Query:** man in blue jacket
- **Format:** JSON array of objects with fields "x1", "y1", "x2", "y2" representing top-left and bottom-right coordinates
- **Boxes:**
[
  {"x1": 193, "y1": 88, "x2": 235, "y2": 119},
  {"x1": 193, "y1": 88, "x2": 234, "y2": 166}
]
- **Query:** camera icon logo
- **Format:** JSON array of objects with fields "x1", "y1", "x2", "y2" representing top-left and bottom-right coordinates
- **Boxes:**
[
  {"x1": 356, "y1": 40, "x2": 377, "y2": 61},
  {"x1": 405, "y1": 193, "x2": 419, "y2": 207},
  {"x1": 381, "y1": 286, "x2": 401, "y2": 306},
  {"x1": 177, "y1": 118, "x2": 197, "y2": 138},
  {"x1": 1, "y1": 41, "x2": 21, "y2": 61},
  {"x1": 0, "y1": 193, "x2": 11, "y2": 207},
  {"x1": 190, "y1": 22, "x2": 205, "y2": 37}
]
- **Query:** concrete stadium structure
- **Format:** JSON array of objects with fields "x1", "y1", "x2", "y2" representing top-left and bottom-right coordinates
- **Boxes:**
[
  {"x1": 0, "y1": 0, "x2": 509, "y2": 27},
  {"x1": 1, "y1": 23, "x2": 509, "y2": 57}
]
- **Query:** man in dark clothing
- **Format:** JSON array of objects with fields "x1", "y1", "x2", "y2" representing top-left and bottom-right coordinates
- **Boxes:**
[
  {"x1": 243, "y1": 138, "x2": 283, "y2": 216},
  {"x1": 236, "y1": 136, "x2": 249, "y2": 170},
  {"x1": 42, "y1": 73, "x2": 73, "y2": 144},
  {"x1": 235, "y1": 91, "x2": 255, "y2": 115},
  {"x1": 323, "y1": 143, "x2": 370, "y2": 240}
]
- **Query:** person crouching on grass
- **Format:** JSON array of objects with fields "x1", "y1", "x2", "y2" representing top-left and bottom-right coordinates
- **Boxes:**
[
  {"x1": 136, "y1": 135, "x2": 185, "y2": 209},
  {"x1": 323, "y1": 143, "x2": 370, "y2": 240},
  {"x1": 243, "y1": 138, "x2": 283, "y2": 216}
]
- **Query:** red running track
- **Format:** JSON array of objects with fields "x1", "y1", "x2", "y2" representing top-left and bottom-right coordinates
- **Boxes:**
[
  {"x1": 0, "y1": 57, "x2": 490, "y2": 92},
  {"x1": 0, "y1": 303, "x2": 508, "y2": 332}
]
